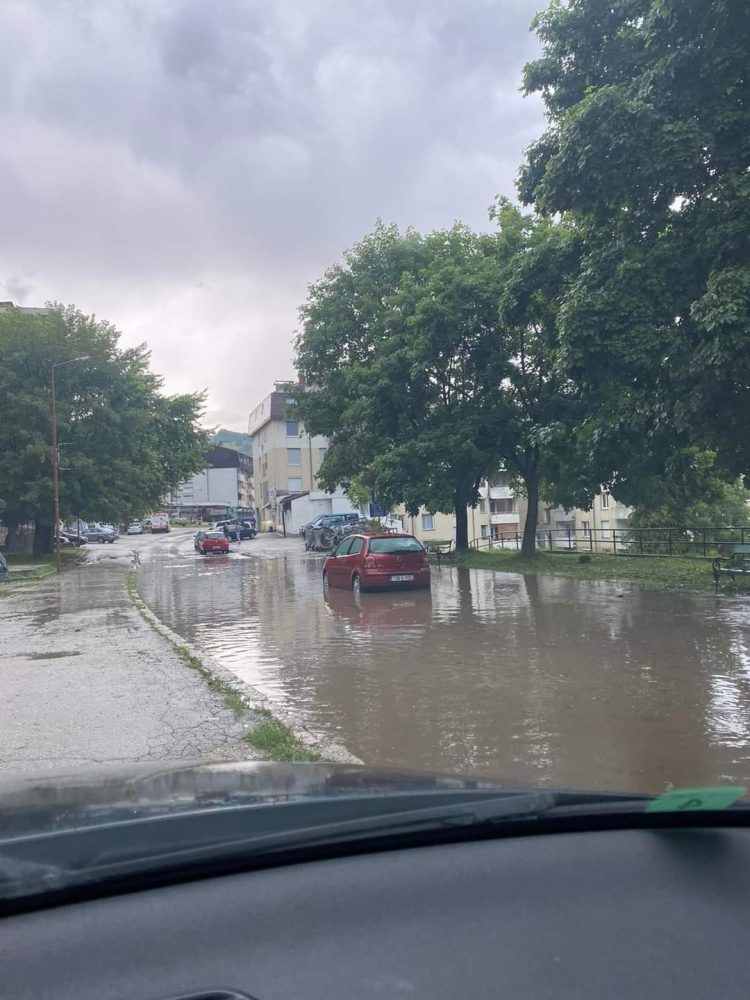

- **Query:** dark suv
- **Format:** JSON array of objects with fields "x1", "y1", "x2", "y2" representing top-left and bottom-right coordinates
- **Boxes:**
[{"x1": 303, "y1": 513, "x2": 362, "y2": 551}]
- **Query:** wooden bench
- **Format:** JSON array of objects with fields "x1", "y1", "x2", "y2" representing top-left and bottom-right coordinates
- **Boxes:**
[
  {"x1": 712, "y1": 544, "x2": 750, "y2": 590},
  {"x1": 424, "y1": 540, "x2": 455, "y2": 565}
]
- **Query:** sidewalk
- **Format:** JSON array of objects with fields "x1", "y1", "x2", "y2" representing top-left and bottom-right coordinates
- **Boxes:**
[{"x1": 0, "y1": 561, "x2": 255, "y2": 779}]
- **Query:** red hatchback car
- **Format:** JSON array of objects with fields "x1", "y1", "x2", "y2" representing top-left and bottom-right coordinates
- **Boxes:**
[
  {"x1": 323, "y1": 533, "x2": 430, "y2": 596},
  {"x1": 196, "y1": 530, "x2": 230, "y2": 555}
]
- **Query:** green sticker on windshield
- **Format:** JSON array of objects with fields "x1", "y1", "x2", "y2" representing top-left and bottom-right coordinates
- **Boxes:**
[{"x1": 646, "y1": 786, "x2": 746, "y2": 813}]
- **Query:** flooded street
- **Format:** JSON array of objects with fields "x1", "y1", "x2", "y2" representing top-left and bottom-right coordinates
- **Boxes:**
[{"x1": 140, "y1": 534, "x2": 750, "y2": 793}]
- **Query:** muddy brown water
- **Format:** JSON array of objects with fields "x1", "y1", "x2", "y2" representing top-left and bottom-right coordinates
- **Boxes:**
[{"x1": 139, "y1": 536, "x2": 750, "y2": 794}]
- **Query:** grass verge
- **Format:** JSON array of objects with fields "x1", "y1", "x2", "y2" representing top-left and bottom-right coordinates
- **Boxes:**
[
  {"x1": 457, "y1": 548, "x2": 750, "y2": 594},
  {"x1": 243, "y1": 710, "x2": 321, "y2": 762},
  {"x1": 1, "y1": 549, "x2": 83, "y2": 596},
  {"x1": 126, "y1": 571, "x2": 323, "y2": 761}
]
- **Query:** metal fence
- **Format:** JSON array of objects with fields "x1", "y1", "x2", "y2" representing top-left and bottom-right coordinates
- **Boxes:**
[{"x1": 469, "y1": 525, "x2": 749, "y2": 558}]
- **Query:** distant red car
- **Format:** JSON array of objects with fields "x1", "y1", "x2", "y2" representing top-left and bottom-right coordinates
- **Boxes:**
[
  {"x1": 196, "y1": 530, "x2": 229, "y2": 555},
  {"x1": 322, "y1": 533, "x2": 430, "y2": 596}
]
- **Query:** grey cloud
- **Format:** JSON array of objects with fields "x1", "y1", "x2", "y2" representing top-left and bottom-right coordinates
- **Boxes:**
[{"x1": 0, "y1": 0, "x2": 543, "y2": 428}]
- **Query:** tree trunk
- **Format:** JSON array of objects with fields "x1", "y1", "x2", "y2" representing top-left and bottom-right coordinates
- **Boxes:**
[
  {"x1": 3, "y1": 517, "x2": 21, "y2": 554},
  {"x1": 33, "y1": 520, "x2": 53, "y2": 556},
  {"x1": 455, "y1": 491, "x2": 469, "y2": 551},
  {"x1": 521, "y1": 470, "x2": 540, "y2": 557}
]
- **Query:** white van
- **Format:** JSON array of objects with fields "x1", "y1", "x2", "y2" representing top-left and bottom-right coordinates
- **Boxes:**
[{"x1": 149, "y1": 512, "x2": 170, "y2": 533}]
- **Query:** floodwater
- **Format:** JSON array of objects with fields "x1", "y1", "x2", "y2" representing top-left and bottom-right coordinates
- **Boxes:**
[{"x1": 139, "y1": 535, "x2": 750, "y2": 793}]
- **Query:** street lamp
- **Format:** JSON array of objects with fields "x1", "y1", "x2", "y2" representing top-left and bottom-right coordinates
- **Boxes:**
[{"x1": 50, "y1": 356, "x2": 90, "y2": 573}]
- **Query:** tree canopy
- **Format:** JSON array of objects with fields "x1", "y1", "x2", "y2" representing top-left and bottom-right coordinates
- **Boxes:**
[
  {"x1": 0, "y1": 304, "x2": 208, "y2": 551},
  {"x1": 520, "y1": 0, "x2": 750, "y2": 485},
  {"x1": 295, "y1": 206, "x2": 582, "y2": 553}
]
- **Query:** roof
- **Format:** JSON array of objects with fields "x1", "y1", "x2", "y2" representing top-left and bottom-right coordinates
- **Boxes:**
[
  {"x1": 351, "y1": 532, "x2": 414, "y2": 539},
  {"x1": 280, "y1": 491, "x2": 310, "y2": 509}
]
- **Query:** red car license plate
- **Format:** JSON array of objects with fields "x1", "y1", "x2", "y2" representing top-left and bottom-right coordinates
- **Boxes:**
[{"x1": 390, "y1": 574, "x2": 414, "y2": 582}]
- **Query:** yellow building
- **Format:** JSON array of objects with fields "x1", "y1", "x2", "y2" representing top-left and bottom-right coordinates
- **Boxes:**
[
  {"x1": 248, "y1": 382, "x2": 331, "y2": 531},
  {"x1": 543, "y1": 489, "x2": 633, "y2": 551},
  {"x1": 398, "y1": 474, "x2": 529, "y2": 549}
]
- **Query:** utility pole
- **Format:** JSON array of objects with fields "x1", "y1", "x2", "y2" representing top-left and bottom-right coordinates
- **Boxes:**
[
  {"x1": 50, "y1": 365, "x2": 61, "y2": 573},
  {"x1": 50, "y1": 356, "x2": 90, "y2": 573}
]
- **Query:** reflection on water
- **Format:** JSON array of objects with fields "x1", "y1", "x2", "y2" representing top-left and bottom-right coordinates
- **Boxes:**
[{"x1": 139, "y1": 539, "x2": 750, "y2": 793}]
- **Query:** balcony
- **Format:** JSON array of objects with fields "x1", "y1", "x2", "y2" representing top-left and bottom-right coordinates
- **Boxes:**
[
  {"x1": 490, "y1": 512, "x2": 520, "y2": 525},
  {"x1": 488, "y1": 486, "x2": 513, "y2": 500}
]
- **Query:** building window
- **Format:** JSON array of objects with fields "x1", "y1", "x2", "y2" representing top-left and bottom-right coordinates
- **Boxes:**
[
  {"x1": 544, "y1": 507, "x2": 551, "y2": 524},
  {"x1": 601, "y1": 489, "x2": 610, "y2": 509},
  {"x1": 287, "y1": 448, "x2": 301, "y2": 466},
  {"x1": 601, "y1": 520, "x2": 610, "y2": 530},
  {"x1": 490, "y1": 472, "x2": 510, "y2": 487},
  {"x1": 581, "y1": 520, "x2": 590, "y2": 535},
  {"x1": 481, "y1": 524, "x2": 489, "y2": 538},
  {"x1": 287, "y1": 477, "x2": 303, "y2": 492},
  {"x1": 421, "y1": 514, "x2": 434, "y2": 531},
  {"x1": 286, "y1": 420, "x2": 299, "y2": 437},
  {"x1": 319, "y1": 447, "x2": 327, "y2": 460},
  {"x1": 479, "y1": 499, "x2": 487, "y2": 513},
  {"x1": 490, "y1": 498, "x2": 514, "y2": 514}
]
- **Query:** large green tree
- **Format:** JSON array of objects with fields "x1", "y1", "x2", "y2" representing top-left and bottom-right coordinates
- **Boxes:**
[
  {"x1": 295, "y1": 222, "x2": 507, "y2": 550},
  {"x1": 520, "y1": 0, "x2": 750, "y2": 486},
  {"x1": 295, "y1": 207, "x2": 582, "y2": 554},
  {"x1": 0, "y1": 304, "x2": 208, "y2": 552}
]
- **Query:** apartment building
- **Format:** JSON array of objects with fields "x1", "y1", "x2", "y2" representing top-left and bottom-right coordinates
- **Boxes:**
[
  {"x1": 399, "y1": 473, "x2": 529, "y2": 547},
  {"x1": 543, "y1": 488, "x2": 633, "y2": 549},
  {"x1": 248, "y1": 382, "x2": 331, "y2": 530},
  {"x1": 165, "y1": 445, "x2": 254, "y2": 519},
  {"x1": 0, "y1": 301, "x2": 55, "y2": 315}
]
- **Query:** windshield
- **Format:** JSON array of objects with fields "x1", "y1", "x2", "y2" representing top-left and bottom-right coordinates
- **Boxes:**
[
  {"x1": 1, "y1": 0, "x2": 748, "y2": 901},
  {"x1": 369, "y1": 537, "x2": 424, "y2": 554}
]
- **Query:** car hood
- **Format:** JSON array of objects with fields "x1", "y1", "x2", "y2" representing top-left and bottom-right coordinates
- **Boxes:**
[{"x1": 0, "y1": 760, "x2": 505, "y2": 837}]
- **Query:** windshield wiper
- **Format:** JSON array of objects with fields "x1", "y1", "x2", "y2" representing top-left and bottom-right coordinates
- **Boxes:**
[
  {"x1": 12, "y1": 788, "x2": 736, "y2": 910},
  {"x1": 0, "y1": 790, "x2": 646, "y2": 903}
]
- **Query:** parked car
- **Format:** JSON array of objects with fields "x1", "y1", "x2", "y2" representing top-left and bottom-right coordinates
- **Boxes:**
[
  {"x1": 239, "y1": 520, "x2": 257, "y2": 539},
  {"x1": 304, "y1": 513, "x2": 363, "y2": 551},
  {"x1": 126, "y1": 522, "x2": 144, "y2": 535},
  {"x1": 322, "y1": 533, "x2": 430, "y2": 595},
  {"x1": 195, "y1": 530, "x2": 229, "y2": 555},
  {"x1": 58, "y1": 530, "x2": 88, "y2": 547},
  {"x1": 83, "y1": 527, "x2": 117, "y2": 544}
]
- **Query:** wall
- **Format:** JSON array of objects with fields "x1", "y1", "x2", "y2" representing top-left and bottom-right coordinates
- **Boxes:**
[
  {"x1": 169, "y1": 467, "x2": 238, "y2": 508},
  {"x1": 283, "y1": 490, "x2": 362, "y2": 534}
]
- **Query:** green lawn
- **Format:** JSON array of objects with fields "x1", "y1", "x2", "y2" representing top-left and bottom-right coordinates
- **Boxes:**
[
  {"x1": 457, "y1": 548, "x2": 749, "y2": 594},
  {"x1": 1, "y1": 549, "x2": 83, "y2": 591}
]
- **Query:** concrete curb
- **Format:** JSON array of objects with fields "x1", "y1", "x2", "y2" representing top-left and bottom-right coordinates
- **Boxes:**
[{"x1": 126, "y1": 571, "x2": 363, "y2": 766}]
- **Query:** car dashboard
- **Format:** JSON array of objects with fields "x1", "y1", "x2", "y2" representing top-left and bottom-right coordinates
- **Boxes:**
[{"x1": 4, "y1": 826, "x2": 750, "y2": 999}]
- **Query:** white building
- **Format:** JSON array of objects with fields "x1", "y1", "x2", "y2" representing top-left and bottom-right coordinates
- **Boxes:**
[
  {"x1": 166, "y1": 446, "x2": 254, "y2": 519},
  {"x1": 168, "y1": 467, "x2": 240, "y2": 512},
  {"x1": 279, "y1": 488, "x2": 364, "y2": 535}
]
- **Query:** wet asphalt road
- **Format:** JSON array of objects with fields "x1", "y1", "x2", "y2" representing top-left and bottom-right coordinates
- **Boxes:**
[
  {"x1": 139, "y1": 531, "x2": 750, "y2": 794},
  {"x1": 0, "y1": 530, "x2": 254, "y2": 778}
]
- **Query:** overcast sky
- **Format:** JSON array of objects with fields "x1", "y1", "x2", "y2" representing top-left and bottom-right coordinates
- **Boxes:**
[{"x1": 1, "y1": 0, "x2": 544, "y2": 431}]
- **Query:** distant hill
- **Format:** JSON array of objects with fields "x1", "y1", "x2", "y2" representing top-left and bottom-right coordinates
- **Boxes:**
[{"x1": 211, "y1": 428, "x2": 253, "y2": 455}]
